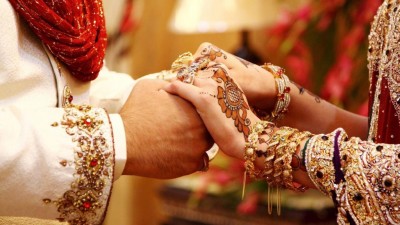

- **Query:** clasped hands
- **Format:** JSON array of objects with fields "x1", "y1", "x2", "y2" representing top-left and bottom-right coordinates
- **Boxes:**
[
  {"x1": 164, "y1": 43, "x2": 280, "y2": 160},
  {"x1": 120, "y1": 42, "x2": 277, "y2": 179}
]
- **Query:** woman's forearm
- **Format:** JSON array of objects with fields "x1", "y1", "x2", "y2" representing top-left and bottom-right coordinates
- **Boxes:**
[{"x1": 278, "y1": 81, "x2": 368, "y2": 139}]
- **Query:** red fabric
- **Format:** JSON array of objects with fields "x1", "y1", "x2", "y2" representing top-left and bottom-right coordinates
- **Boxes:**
[
  {"x1": 9, "y1": 0, "x2": 107, "y2": 81},
  {"x1": 369, "y1": 74, "x2": 400, "y2": 144},
  {"x1": 376, "y1": 78, "x2": 400, "y2": 144}
]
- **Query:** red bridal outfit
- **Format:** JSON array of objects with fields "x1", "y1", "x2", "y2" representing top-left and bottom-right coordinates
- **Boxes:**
[{"x1": 304, "y1": 1, "x2": 400, "y2": 224}]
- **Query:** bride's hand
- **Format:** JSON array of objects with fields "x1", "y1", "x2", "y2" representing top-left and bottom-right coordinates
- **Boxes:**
[
  {"x1": 162, "y1": 63, "x2": 260, "y2": 160},
  {"x1": 192, "y1": 42, "x2": 276, "y2": 112}
]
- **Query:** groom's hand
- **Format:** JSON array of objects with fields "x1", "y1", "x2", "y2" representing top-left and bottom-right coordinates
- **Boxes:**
[{"x1": 121, "y1": 79, "x2": 213, "y2": 178}]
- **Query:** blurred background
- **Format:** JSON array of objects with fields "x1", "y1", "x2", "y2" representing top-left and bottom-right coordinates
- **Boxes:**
[
  {"x1": 101, "y1": 0, "x2": 381, "y2": 224},
  {"x1": 0, "y1": 0, "x2": 382, "y2": 224}
]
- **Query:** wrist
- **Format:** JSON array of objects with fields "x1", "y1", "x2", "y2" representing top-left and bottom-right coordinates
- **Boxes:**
[
  {"x1": 231, "y1": 114, "x2": 263, "y2": 160},
  {"x1": 250, "y1": 69, "x2": 276, "y2": 111}
]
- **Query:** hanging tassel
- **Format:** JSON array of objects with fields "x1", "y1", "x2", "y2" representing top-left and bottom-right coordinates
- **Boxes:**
[
  {"x1": 267, "y1": 186, "x2": 272, "y2": 215},
  {"x1": 277, "y1": 187, "x2": 281, "y2": 216},
  {"x1": 242, "y1": 171, "x2": 247, "y2": 200}
]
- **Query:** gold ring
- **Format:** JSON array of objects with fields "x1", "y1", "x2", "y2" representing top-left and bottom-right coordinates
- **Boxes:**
[{"x1": 171, "y1": 52, "x2": 193, "y2": 73}]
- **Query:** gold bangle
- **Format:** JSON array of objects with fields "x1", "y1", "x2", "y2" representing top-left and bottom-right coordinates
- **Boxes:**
[
  {"x1": 282, "y1": 130, "x2": 313, "y2": 192},
  {"x1": 261, "y1": 129, "x2": 280, "y2": 184},
  {"x1": 256, "y1": 63, "x2": 291, "y2": 122},
  {"x1": 264, "y1": 126, "x2": 296, "y2": 216},
  {"x1": 242, "y1": 120, "x2": 275, "y2": 200},
  {"x1": 271, "y1": 127, "x2": 297, "y2": 187},
  {"x1": 244, "y1": 121, "x2": 275, "y2": 179}
]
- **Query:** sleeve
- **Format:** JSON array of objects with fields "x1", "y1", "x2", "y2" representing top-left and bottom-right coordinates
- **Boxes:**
[
  {"x1": 89, "y1": 66, "x2": 165, "y2": 114},
  {"x1": 89, "y1": 66, "x2": 136, "y2": 114},
  {"x1": 89, "y1": 65, "x2": 134, "y2": 184},
  {"x1": 0, "y1": 105, "x2": 116, "y2": 225},
  {"x1": 305, "y1": 128, "x2": 400, "y2": 224}
]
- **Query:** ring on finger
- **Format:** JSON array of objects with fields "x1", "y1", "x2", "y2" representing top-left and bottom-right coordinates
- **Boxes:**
[
  {"x1": 177, "y1": 70, "x2": 196, "y2": 85},
  {"x1": 206, "y1": 144, "x2": 219, "y2": 161},
  {"x1": 176, "y1": 60, "x2": 207, "y2": 85},
  {"x1": 199, "y1": 153, "x2": 210, "y2": 172}
]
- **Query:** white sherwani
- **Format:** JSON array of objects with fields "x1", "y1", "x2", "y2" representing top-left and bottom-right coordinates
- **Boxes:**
[{"x1": 0, "y1": 1, "x2": 137, "y2": 224}]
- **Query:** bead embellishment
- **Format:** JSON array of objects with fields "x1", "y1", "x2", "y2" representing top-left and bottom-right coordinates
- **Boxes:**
[
  {"x1": 306, "y1": 126, "x2": 400, "y2": 224},
  {"x1": 46, "y1": 102, "x2": 114, "y2": 225},
  {"x1": 368, "y1": 0, "x2": 400, "y2": 142}
]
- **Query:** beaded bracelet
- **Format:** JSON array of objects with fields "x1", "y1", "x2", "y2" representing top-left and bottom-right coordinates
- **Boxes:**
[{"x1": 300, "y1": 138, "x2": 311, "y2": 170}]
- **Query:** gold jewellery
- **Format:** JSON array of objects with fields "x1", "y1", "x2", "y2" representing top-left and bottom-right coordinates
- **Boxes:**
[
  {"x1": 243, "y1": 121, "x2": 313, "y2": 215},
  {"x1": 156, "y1": 52, "x2": 194, "y2": 82},
  {"x1": 253, "y1": 63, "x2": 291, "y2": 122},
  {"x1": 171, "y1": 52, "x2": 211, "y2": 85}
]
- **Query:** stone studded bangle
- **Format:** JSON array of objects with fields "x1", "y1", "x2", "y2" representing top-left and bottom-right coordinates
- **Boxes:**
[{"x1": 256, "y1": 63, "x2": 291, "y2": 122}]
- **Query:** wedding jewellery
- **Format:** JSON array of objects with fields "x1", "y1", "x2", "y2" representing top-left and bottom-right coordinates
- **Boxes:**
[
  {"x1": 253, "y1": 63, "x2": 291, "y2": 122},
  {"x1": 243, "y1": 122, "x2": 312, "y2": 215}
]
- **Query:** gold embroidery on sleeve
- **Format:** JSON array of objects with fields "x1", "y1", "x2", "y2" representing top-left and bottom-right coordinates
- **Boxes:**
[
  {"x1": 305, "y1": 127, "x2": 400, "y2": 224},
  {"x1": 46, "y1": 103, "x2": 114, "y2": 225}
]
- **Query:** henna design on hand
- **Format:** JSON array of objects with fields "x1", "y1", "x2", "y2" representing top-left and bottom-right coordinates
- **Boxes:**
[
  {"x1": 199, "y1": 91, "x2": 217, "y2": 98},
  {"x1": 235, "y1": 56, "x2": 253, "y2": 68},
  {"x1": 291, "y1": 81, "x2": 321, "y2": 103},
  {"x1": 210, "y1": 65, "x2": 251, "y2": 138},
  {"x1": 199, "y1": 45, "x2": 227, "y2": 61},
  {"x1": 299, "y1": 87, "x2": 305, "y2": 95}
]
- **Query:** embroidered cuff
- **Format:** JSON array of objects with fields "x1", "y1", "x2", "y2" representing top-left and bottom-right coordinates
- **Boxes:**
[
  {"x1": 335, "y1": 138, "x2": 400, "y2": 224},
  {"x1": 45, "y1": 105, "x2": 115, "y2": 225},
  {"x1": 305, "y1": 128, "x2": 346, "y2": 196}
]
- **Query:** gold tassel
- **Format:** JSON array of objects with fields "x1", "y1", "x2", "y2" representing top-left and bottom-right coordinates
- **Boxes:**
[
  {"x1": 277, "y1": 187, "x2": 281, "y2": 216},
  {"x1": 267, "y1": 186, "x2": 272, "y2": 215},
  {"x1": 242, "y1": 171, "x2": 247, "y2": 200}
]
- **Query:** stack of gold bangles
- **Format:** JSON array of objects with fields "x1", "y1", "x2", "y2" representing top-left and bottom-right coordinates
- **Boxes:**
[
  {"x1": 244, "y1": 121, "x2": 313, "y2": 215},
  {"x1": 245, "y1": 122, "x2": 312, "y2": 190}
]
